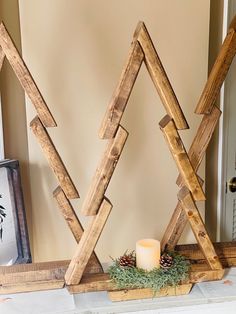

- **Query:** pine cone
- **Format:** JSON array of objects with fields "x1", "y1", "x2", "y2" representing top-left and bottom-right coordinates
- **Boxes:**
[
  {"x1": 118, "y1": 251, "x2": 136, "y2": 267},
  {"x1": 160, "y1": 253, "x2": 173, "y2": 269}
]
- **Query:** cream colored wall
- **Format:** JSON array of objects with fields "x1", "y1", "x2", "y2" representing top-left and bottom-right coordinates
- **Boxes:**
[{"x1": 18, "y1": 0, "x2": 210, "y2": 262}]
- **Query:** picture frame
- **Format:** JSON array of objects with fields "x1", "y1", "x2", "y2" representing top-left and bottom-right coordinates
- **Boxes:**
[{"x1": 0, "y1": 159, "x2": 31, "y2": 265}]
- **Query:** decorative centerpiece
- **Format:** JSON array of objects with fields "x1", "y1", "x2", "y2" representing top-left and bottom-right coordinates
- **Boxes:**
[{"x1": 108, "y1": 238, "x2": 190, "y2": 296}]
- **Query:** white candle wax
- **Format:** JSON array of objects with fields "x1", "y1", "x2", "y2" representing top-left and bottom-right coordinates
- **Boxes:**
[{"x1": 136, "y1": 238, "x2": 160, "y2": 271}]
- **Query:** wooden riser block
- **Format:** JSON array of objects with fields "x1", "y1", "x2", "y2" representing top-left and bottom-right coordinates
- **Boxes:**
[
  {"x1": 0, "y1": 22, "x2": 56, "y2": 127},
  {"x1": 108, "y1": 283, "x2": 193, "y2": 302}
]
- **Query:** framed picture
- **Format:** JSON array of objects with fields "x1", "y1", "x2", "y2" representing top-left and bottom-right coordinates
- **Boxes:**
[{"x1": 0, "y1": 159, "x2": 31, "y2": 265}]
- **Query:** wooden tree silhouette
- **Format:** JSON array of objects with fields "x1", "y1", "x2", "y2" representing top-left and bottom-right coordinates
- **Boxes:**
[{"x1": 0, "y1": 16, "x2": 236, "y2": 300}]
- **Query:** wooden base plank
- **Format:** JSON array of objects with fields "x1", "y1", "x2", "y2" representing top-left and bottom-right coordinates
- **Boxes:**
[
  {"x1": 0, "y1": 280, "x2": 64, "y2": 295},
  {"x1": 108, "y1": 283, "x2": 193, "y2": 302}
]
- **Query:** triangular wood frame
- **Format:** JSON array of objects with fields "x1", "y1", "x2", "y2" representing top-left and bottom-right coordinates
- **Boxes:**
[{"x1": 0, "y1": 16, "x2": 235, "y2": 298}]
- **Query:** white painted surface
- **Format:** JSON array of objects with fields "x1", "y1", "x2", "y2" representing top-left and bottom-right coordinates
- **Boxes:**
[{"x1": 2, "y1": 268, "x2": 236, "y2": 314}]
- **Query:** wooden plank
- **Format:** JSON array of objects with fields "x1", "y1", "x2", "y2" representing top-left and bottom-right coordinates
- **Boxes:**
[
  {"x1": 136, "y1": 21, "x2": 188, "y2": 130},
  {"x1": 67, "y1": 267, "x2": 224, "y2": 294},
  {"x1": 108, "y1": 283, "x2": 192, "y2": 302},
  {"x1": 161, "y1": 202, "x2": 186, "y2": 252},
  {"x1": 82, "y1": 126, "x2": 128, "y2": 216},
  {"x1": 178, "y1": 187, "x2": 222, "y2": 270},
  {"x1": 0, "y1": 46, "x2": 5, "y2": 70},
  {"x1": 0, "y1": 22, "x2": 56, "y2": 127},
  {"x1": 30, "y1": 116, "x2": 79, "y2": 199},
  {"x1": 176, "y1": 242, "x2": 236, "y2": 261},
  {"x1": 0, "y1": 259, "x2": 101, "y2": 285},
  {"x1": 65, "y1": 198, "x2": 112, "y2": 285},
  {"x1": 99, "y1": 41, "x2": 144, "y2": 139},
  {"x1": 53, "y1": 186, "x2": 103, "y2": 272},
  {"x1": 0, "y1": 280, "x2": 64, "y2": 294},
  {"x1": 177, "y1": 106, "x2": 221, "y2": 186},
  {"x1": 159, "y1": 115, "x2": 205, "y2": 201},
  {"x1": 195, "y1": 28, "x2": 236, "y2": 114},
  {"x1": 162, "y1": 106, "x2": 221, "y2": 251}
]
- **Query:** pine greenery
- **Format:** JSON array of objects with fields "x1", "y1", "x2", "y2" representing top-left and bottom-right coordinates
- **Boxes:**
[{"x1": 108, "y1": 252, "x2": 189, "y2": 292}]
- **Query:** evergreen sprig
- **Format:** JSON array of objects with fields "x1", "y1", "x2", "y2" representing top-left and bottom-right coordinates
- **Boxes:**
[{"x1": 108, "y1": 252, "x2": 189, "y2": 292}]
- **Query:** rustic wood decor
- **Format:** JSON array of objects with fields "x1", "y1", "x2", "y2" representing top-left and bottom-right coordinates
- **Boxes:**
[{"x1": 1, "y1": 15, "x2": 236, "y2": 301}]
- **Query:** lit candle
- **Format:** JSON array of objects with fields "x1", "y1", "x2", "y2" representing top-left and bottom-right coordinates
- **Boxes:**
[{"x1": 136, "y1": 239, "x2": 160, "y2": 271}]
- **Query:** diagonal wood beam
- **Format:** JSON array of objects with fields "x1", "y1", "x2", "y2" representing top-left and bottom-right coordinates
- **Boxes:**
[
  {"x1": 53, "y1": 187, "x2": 103, "y2": 273},
  {"x1": 136, "y1": 21, "x2": 188, "y2": 130},
  {"x1": 0, "y1": 22, "x2": 56, "y2": 127},
  {"x1": 99, "y1": 41, "x2": 144, "y2": 139},
  {"x1": 195, "y1": 27, "x2": 236, "y2": 114},
  {"x1": 159, "y1": 115, "x2": 205, "y2": 201},
  {"x1": 65, "y1": 198, "x2": 112, "y2": 285},
  {"x1": 161, "y1": 106, "x2": 221, "y2": 251},
  {"x1": 178, "y1": 187, "x2": 222, "y2": 270},
  {"x1": 0, "y1": 46, "x2": 5, "y2": 71},
  {"x1": 82, "y1": 126, "x2": 128, "y2": 216},
  {"x1": 30, "y1": 116, "x2": 79, "y2": 199}
]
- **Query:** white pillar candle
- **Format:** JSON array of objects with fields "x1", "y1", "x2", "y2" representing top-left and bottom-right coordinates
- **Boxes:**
[{"x1": 136, "y1": 239, "x2": 160, "y2": 271}]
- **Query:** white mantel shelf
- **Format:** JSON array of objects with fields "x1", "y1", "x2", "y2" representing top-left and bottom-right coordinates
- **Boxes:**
[{"x1": 2, "y1": 268, "x2": 236, "y2": 314}]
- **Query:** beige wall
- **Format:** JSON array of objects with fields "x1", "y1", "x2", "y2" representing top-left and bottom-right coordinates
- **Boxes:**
[
  {"x1": 18, "y1": 0, "x2": 210, "y2": 262},
  {"x1": 0, "y1": 0, "x2": 32, "y2": 248}
]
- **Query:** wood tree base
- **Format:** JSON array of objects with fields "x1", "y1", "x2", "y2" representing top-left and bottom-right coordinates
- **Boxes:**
[{"x1": 108, "y1": 283, "x2": 193, "y2": 302}]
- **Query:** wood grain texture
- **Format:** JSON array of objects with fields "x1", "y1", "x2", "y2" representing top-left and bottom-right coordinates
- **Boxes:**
[
  {"x1": 195, "y1": 28, "x2": 236, "y2": 114},
  {"x1": 0, "y1": 46, "x2": 5, "y2": 70},
  {"x1": 0, "y1": 280, "x2": 65, "y2": 294},
  {"x1": 65, "y1": 198, "x2": 112, "y2": 285},
  {"x1": 82, "y1": 126, "x2": 128, "y2": 216},
  {"x1": 159, "y1": 115, "x2": 205, "y2": 201},
  {"x1": 161, "y1": 202, "x2": 187, "y2": 252},
  {"x1": 162, "y1": 106, "x2": 221, "y2": 251},
  {"x1": 136, "y1": 21, "x2": 188, "y2": 130},
  {"x1": 99, "y1": 41, "x2": 144, "y2": 139},
  {"x1": 53, "y1": 186, "x2": 103, "y2": 272},
  {"x1": 30, "y1": 116, "x2": 79, "y2": 199},
  {"x1": 178, "y1": 187, "x2": 222, "y2": 270},
  {"x1": 0, "y1": 259, "x2": 101, "y2": 286},
  {"x1": 67, "y1": 266, "x2": 224, "y2": 294},
  {"x1": 0, "y1": 22, "x2": 56, "y2": 127},
  {"x1": 177, "y1": 105, "x2": 221, "y2": 186},
  {"x1": 108, "y1": 284, "x2": 192, "y2": 302}
]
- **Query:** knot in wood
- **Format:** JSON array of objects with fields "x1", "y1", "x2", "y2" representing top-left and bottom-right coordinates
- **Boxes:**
[{"x1": 198, "y1": 231, "x2": 206, "y2": 238}]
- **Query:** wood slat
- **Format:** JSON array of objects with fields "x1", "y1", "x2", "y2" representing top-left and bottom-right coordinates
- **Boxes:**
[
  {"x1": 195, "y1": 28, "x2": 236, "y2": 114},
  {"x1": 159, "y1": 115, "x2": 205, "y2": 201},
  {"x1": 108, "y1": 283, "x2": 192, "y2": 302},
  {"x1": 67, "y1": 266, "x2": 224, "y2": 294},
  {"x1": 162, "y1": 106, "x2": 221, "y2": 251},
  {"x1": 65, "y1": 198, "x2": 112, "y2": 285},
  {"x1": 0, "y1": 46, "x2": 5, "y2": 70},
  {"x1": 176, "y1": 242, "x2": 236, "y2": 261},
  {"x1": 0, "y1": 259, "x2": 101, "y2": 286},
  {"x1": 99, "y1": 41, "x2": 144, "y2": 139},
  {"x1": 30, "y1": 116, "x2": 79, "y2": 199},
  {"x1": 53, "y1": 186, "x2": 103, "y2": 272},
  {"x1": 178, "y1": 187, "x2": 222, "y2": 270},
  {"x1": 0, "y1": 22, "x2": 56, "y2": 127},
  {"x1": 136, "y1": 21, "x2": 188, "y2": 130},
  {"x1": 177, "y1": 106, "x2": 221, "y2": 186},
  {"x1": 82, "y1": 126, "x2": 128, "y2": 216}
]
